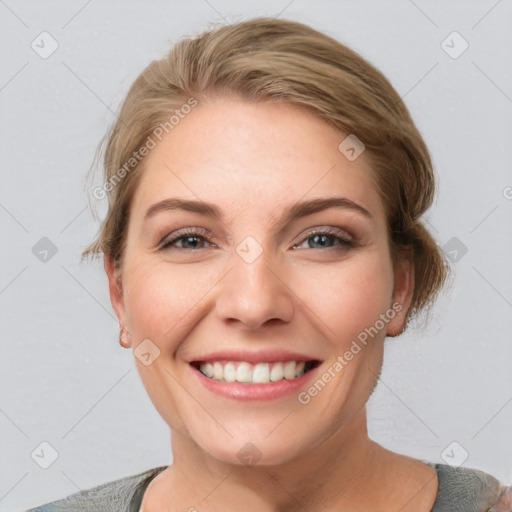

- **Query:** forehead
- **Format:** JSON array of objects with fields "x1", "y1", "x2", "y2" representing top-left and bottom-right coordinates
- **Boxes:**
[{"x1": 131, "y1": 97, "x2": 385, "y2": 222}]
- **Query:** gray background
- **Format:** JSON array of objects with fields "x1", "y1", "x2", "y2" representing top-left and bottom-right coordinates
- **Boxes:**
[{"x1": 1, "y1": 0, "x2": 511, "y2": 510}]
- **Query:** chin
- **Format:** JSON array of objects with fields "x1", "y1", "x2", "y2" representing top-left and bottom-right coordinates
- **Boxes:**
[{"x1": 197, "y1": 436, "x2": 307, "y2": 468}]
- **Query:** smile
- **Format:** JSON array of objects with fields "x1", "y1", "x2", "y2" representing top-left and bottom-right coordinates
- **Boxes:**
[{"x1": 196, "y1": 360, "x2": 319, "y2": 384}]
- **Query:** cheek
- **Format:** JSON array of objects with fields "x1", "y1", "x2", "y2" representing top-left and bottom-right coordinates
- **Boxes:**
[
  {"x1": 122, "y1": 244, "x2": 394, "y2": 349},
  {"x1": 122, "y1": 257, "x2": 219, "y2": 343},
  {"x1": 299, "y1": 251, "x2": 394, "y2": 344}
]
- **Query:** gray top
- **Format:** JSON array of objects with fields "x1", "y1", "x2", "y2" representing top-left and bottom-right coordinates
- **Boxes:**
[{"x1": 26, "y1": 461, "x2": 512, "y2": 511}]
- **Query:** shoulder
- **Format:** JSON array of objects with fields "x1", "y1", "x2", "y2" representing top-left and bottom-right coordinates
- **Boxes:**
[
  {"x1": 25, "y1": 466, "x2": 168, "y2": 512},
  {"x1": 428, "y1": 462, "x2": 512, "y2": 512}
]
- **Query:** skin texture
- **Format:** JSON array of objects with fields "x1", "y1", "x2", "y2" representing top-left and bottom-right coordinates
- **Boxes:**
[{"x1": 105, "y1": 96, "x2": 438, "y2": 511}]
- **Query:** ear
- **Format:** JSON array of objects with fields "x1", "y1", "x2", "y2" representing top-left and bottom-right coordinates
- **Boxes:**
[
  {"x1": 386, "y1": 248, "x2": 415, "y2": 337},
  {"x1": 104, "y1": 254, "x2": 127, "y2": 326}
]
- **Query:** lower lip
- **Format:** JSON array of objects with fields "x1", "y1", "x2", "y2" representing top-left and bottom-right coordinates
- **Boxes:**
[{"x1": 190, "y1": 364, "x2": 320, "y2": 401}]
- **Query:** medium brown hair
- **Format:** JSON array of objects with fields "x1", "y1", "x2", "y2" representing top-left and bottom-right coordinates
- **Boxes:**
[{"x1": 83, "y1": 17, "x2": 449, "y2": 328}]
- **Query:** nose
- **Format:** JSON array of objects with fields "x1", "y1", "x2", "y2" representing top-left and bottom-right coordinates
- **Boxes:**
[{"x1": 214, "y1": 251, "x2": 295, "y2": 331}]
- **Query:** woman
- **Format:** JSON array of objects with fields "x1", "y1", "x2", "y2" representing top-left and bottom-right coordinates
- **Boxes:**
[{"x1": 28, "y1": 17, "x2": 511, "y2": 512}]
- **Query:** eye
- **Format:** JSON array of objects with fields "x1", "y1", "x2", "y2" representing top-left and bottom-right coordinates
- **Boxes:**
[
  {"x1": 159, "y1": 228, "x2": 216, "y2": 250},
  {"x1": 292, "y1": 228, "x2": 355, "y2": 250},
  {"x1": 158, "y1": 227, "x2": 356, "y2": 252}
]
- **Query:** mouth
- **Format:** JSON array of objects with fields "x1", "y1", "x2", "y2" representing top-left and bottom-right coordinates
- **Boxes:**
[{"x1": 190, "y1": 359, "x2": 321, "y2": 385}]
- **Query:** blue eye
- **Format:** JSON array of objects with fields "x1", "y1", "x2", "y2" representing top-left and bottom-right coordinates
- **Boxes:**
[
  {"x1": 159, "y1": 228, "x2": 215, "y2": 250},
  {"x1": 159, "y1": 228, "x2": 355, "y2": 251},
  {"x1": 293, "y1": 229, "x2": 355, "y2": 250}
]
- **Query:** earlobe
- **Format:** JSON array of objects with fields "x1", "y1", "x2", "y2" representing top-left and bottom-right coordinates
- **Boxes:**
[
  {"x1": 119, "y1": 325, "x2": 132, "y2": 348},
  {"x1": 386, "y1": 250, "x2": 415, "y2": 337}
]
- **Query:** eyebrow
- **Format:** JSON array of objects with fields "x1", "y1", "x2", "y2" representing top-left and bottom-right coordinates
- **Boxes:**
[{"x1": 143, "y1": 196, "x2": 372, "y2": 228}]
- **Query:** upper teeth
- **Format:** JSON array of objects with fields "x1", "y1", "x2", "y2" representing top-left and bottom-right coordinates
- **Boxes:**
[{"x1": 199, "y1": 361, "x2": 306, "y2": 384}]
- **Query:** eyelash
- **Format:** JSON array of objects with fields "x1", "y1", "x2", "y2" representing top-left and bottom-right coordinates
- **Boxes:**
[{"x1": 158, "y1": 227, "x2": 356, "y2": 251}]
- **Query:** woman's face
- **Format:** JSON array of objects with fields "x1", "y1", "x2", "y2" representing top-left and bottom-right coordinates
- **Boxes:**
[{"x1": 106, "y1": 96, "x2": 413, "y2": 466}]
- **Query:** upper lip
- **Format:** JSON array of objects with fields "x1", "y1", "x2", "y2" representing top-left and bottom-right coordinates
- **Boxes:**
[{"x1": 187, "y1": 349, "x2": 322, "y2": 365}]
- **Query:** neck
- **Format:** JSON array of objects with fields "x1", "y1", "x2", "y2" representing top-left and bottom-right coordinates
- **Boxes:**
[{"x1": 163, "y1": 408, "x2": 398, "y2": 511}]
